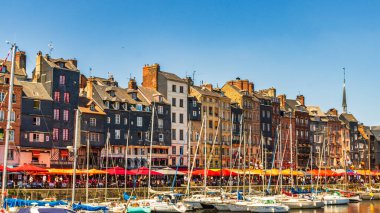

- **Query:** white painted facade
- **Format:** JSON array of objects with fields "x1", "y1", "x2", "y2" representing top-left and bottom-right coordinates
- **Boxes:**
[{"x1": 166, "y1": 80, "x2": 188, "y2": 167}]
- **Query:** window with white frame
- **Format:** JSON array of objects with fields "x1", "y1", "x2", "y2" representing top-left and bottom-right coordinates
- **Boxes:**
[
  {"x1": 107, "y1": 117, "x2": 111, "y2": 123},
  {"x1": 158, "y1": 119, "x2": 163, "y2": 128},
  {"x1": 159, "y1": 134, "x2": 164, "y2": 142},
  {"x1": 136, "y1": 104, "x2": 143, "y2": 111},
  {"x1": 0, "y1": 110, "x2": 4, "y2": 121},
  {"x1": 63, "y1": 110, "x2": 69, "y2": 121},
  {"x1": 137, "y1": 117, "x2": 143, "y2": 127},
  {"x1": 0, "y1": 93, "x2": 5, "y2": 102},
  {"x1": 158, "y1": 106, "x2": 163, "y2": 114},
  {"x1": 124, "y1": 118, "x2": 128, "y2": 125},
  {"x1": 115, "y1": 129, "x2": 120, "y2": 139},
  {"x1": 115, "y1": 114, "x2": 120, "y2": 124},
  {"x1": 90, "y1": 118, "x2": 96, "y2": 127},
  {"x1": 9, "y1": 130, "x2": 14, "y2": 142},
  {"x1": 54, "y1": 109, "x2": 60, "y2": 120},
  {"x1": 62, "y1": 129, "x2": 69, "y2": 141},
  {"x1": 33, "y1": 117, "x2": 41, "y2": 126},
  {"x1": 59, "y1": 75, "x2": 65, "y2": 85}
]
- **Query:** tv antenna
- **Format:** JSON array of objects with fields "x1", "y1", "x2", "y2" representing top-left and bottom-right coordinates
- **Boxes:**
[
  {"x1": 89, "y1": 67, "x2": 93, "y2": 78},
  {"x1": 48, "y1": 41, "x2": 54, "y2": 55}
]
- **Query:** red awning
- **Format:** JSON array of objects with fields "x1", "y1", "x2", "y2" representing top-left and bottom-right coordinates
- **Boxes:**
[
  {"x1": 32, "y1": 151, "x2": 40, "y2": 157},
  {"x1": 60, "y1": 150, "x2": 69, "y2": 157},
  {"x1": 12, "y1": 164, "x2": 47, "y2": 173},
  {"x1": 129, "y1": 167, "x2": 163, "y2": 175}
]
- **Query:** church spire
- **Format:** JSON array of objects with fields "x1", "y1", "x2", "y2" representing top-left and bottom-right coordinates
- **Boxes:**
[{"x1": 342, "y1": 67, "x2": 347, "y2": 113}]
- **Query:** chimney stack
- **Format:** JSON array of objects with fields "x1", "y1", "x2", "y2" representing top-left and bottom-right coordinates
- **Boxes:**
[
  {"x1": 142, "y1": 63, "x2": 160, "y2": 89},
  {"x1": 128, "y1": 78, "x2": 138, "y2": 90},
  {"x1": 15, "y1": 51, "x2": 26, "y2": 70},
  {"x1": 297, "y1": 95, "x2": 305, "y2": 106},
  {"x1": 277, "y1": 94, "x2": 286, "y2": 108},
  {"x1": 203, "y1": 83, "x2": 213, "y2": 91}
]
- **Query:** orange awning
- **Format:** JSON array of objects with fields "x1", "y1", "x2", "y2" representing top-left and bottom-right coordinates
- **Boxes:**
[{"x1": 60, "y1": 150, "x2": 69, "y2": 157}]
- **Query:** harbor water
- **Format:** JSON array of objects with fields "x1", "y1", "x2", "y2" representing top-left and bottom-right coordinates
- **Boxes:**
[{"x1": 289, "y1": 201, "x2": 380, "y2": 213}]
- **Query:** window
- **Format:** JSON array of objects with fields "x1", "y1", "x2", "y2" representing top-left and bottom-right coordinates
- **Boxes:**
[
  {"x1": 31, "y1": 133, "x2": 40, "y2": 142},
  {"x1": 9, "y1": 130, "x2": 14, "y2": 142},
  {"x1": 172, "y1": 85, "x2": 177, "y2": 92},
  {"x1": 107, "y1": 117, "x2": 111, "y2": 123},
  {"x1": 54, "y1": 109, "x2": 60, "y2": 120},
  {"x1": 63, "y1": 110, "x2": 69, "y2": 121},
  {"x1": 124, "y1": 118, "x2": 128, "y2": 125},
  {"x1": 115, "y1": 114, "x2": 120, "y2": 124},
  {"x1": 180, "y1": 130, "x2": 184, "y2": 140},
  {"x1": 89, "y1": 103, "x2": 95, "y2": 111},
  {"x1": 33, "y1": 117, "x2": 41, "y2": 126},
  {"x1": 90, "y1": 118, "x2": 96, "y2": 127},
  {"x1": 172, "y1": 129, "x2": 176, "y2": 140},
  {"x1": 172, "y1": 146, "x2": 176, "y2": 154},
  {"x1": 137, "y1": 117, "x2": 143, "y2": 127},
  {"x1": 105, "y1": 101, "x2": 110, "y2": 108},
  {"x1": 115, "y1": 130, "x2": 120, "y2": 139},
  {"x1": 8, "y1": 150, "x2": 14, "y2": 160},
  {"x1": 0, "y1": 111, "x2": 3, "y2": 121},
  {"x1": 172, "y1": 98, "x2": 176, "y2": 106},
  {"x1": 54, "y1": 91, "x2": 60, "y2": 102},
  {"x1": 124, "y1": 133, "x2": 129, "y2": 139},
  {"x1": 158, "y1": 106, "x2": 163, "y2": 114},
  {"x1": 114, "y1": 102, "x2": 120, "y2": 110},
  {"x1": 59, "y1": 75, "x2": 66, "y2": 85},
  {"x1": 158, "y1": 119, "x2": 163, "y2": 128},
  {"x1": 159, "y1": 134, "x2": 164, "y2": 142},
  {"x1": 179, "y1": 86, "x2": 184, "y2": 93},
  {"x1": 145, "y1": 132, "x2": 150, "y2": 141},
  {"x1": 10, "y1": 111, "x2": 15, "y2": 122},
  {"x1": 192, "y1": 101, "x2": 197, "y2": 107},
  {"x1": 62, "y1": 129, "x2": 69, "y2": 141},
  {"x1": 131, "y1": 93, "x2": 137, "y2": 100},
  {"x1": 137, "y1": 131, "x2": 143, "y2": 140},
  {"x1": 192, "y1": 111, "x2": 197, "y2": 117},
  {"x1": 64, "y1": 93, "x2": 70, "y2": 103},
  {"x1": 53, "y1": 128, "x2": 59, "y2": 140},
  {"x1": 179, "y1": 99, "x2": 184, "y2": 107},
  {"x1": 209, "y1": 120, "x2": 213, "y2": 128},
  {"x1": 33, "y1": 100, "x2": 40, "y2": 110},
  {"x1": 172, "y1": 113, "x2": 176, "y2": 123},
  {"x1": 12, "y1": 94, "x2": 16, "y2": 103},
  {"x1": 0, "y1": 93, "x2": 5, "y2": 102},
  {"x1": 136, "y1": 104, "x2": 143, "y2": 111}
]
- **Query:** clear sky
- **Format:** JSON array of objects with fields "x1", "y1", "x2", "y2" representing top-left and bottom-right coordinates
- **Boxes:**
[{"x1": 1, "y1": 0, "x2": 379, "y2": 125}]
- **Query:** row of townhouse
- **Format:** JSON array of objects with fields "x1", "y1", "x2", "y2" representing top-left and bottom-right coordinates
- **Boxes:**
[{"x1": 0, "y1": 51, "x2": 379, "y2": 170}]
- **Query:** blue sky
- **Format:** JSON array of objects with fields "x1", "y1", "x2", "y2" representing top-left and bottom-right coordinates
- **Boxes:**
[{"x1": 1, "y1": 0, "x2": 379, "y2": 125}]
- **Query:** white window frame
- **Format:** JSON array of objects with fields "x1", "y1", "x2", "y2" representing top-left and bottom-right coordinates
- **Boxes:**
[
  {"x1": 137, "y1": 117, "x2": 143, "y2": 127},
  {"x1": 115, "y1": 129, "x2": 120, "y2": 139},
  {"x1": 115, "y1": 114, "x2": 120, "y2": 124}
]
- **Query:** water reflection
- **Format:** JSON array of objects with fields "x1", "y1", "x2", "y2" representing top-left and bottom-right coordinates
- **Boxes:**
[{"x1": 290, "y1": 201, "x2": 380, "y2": 213}]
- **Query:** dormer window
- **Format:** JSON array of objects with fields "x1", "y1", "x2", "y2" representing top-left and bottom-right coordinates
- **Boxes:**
[
  {"x1": 122, "y1": 103, "x2": 128, "y2": 111},
  {"x1": 90, "y1": 103, "x2": 96, "y2": 111},
  {"x1": 113, "y1": 102, "x2": 120, "y2": 110},
  {"x1": 131, "y1": 93, "x2": 137, "y2": 100},
  {"x1": 1, "y1": 66, "x2": 6, "y2": 73},
  {"x1": 58, "y1": 62, "x2": 65, "y2": 68},
  {"x1": 145, "y1": 107, "x2": 150, "y2": 112},
  {"x1": 110, "y1": 91, "x2": 115, "y2": 97},
  {"x1": 105, "y1": 101, "x2": 110, "y2": 108},
  {"x1": 136, "y1": 104, "x2": 143, "y2": 111}
]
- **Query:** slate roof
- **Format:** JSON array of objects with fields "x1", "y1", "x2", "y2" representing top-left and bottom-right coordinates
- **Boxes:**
[
  {"x1": 340, "y1": 113, "x2": 358, "y2": 123},
  {"x1": 78, "y1": 96, "x2": 106, "y2": 115},
  {"x1": 0, "y1": 60, "x2": 27, "y2": 77},
  {"x1": 138, "y1": 86, "x2": 169, "y2": 104},
  {"x1": 191, "y1": 85, "x2": 223, "y2": 98},
  {"x1": 285, "y1": 99, "x2": 307, "y2": 112},
  {"x1": 19, "y1": 81, "x2": 52, "y2": 101},
  {"x1": 159, "y1": 71, "x2": 187, "y2": 83},
  {"x1": 92, "y1": 83, "x2": 149, "y2": 110},
  {"x1": 307, "y1": 106, "x2": 326, "y2": 117},
  {"x1": 371, "y1": 126, "x2": 380, "y2": 141}
]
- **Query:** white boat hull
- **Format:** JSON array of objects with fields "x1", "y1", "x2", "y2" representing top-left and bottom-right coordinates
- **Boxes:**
[{"x1": 248, "y1": 204, "x2": 290, "y2": 213}]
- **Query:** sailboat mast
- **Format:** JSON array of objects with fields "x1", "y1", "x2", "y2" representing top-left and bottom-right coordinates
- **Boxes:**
[
  {"x1": 289, "y1": 111, "x2": 293, "y2": 188},
  {"x1": 203, "y1": 115, "x2": 207, "y2": 196},
  {"x1": 86, "y1": 131, "x2": 90, "y2": 204},
  {"x1": 71, "y1": 109, "x2": 80, "y2": 204},
  {"x1": 1, "y1": 43, "x2": 17, "y2": 204},
  {"x1": 148, "y1": 101, "x2": 155, "y2": 198},
  {"x1": 229, "y1": 114, "x2": 234, "y2": 186},
  {"x1": 105, "y1": 130, "x2": 109, "y2": 200},
  {"x1": 124, "y1": 129, "x2": 130, "y2": 192},
  {"x1": 368, "y1": 127, "x2": 371, "y2": 188}
]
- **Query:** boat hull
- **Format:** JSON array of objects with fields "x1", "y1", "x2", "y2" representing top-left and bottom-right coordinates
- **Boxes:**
[
  {"x1": 127, "y1": 206, "x2": 152, "y2": 213},
  {"x1": 279, "y1": 200, "x2": 324, "y2": 209},
  {"x1": 360, "y1": 193, "x2": 380, "y2": 200},
  {"x1": 248, "y1": 205, "x2": 289, "y2": 213}
]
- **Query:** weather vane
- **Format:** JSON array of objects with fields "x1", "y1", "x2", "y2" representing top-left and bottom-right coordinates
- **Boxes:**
[{"x1": 48, "y1": 41, "x2": 54, "y2": 55}]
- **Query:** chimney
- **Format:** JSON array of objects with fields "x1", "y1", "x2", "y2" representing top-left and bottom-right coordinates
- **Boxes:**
[
  {"x1": 203, "y1": 83, "x2": 213, "y2": 91},
  {"x1": 86, "y1": 77, "x2": 94, "y2": 99},
  {"x1": 15, "y1": 51, "x2": 26, "y2": 70},
  {"x1": 69, "y1": 58, "x2": 78, "y2": 68},
  {"x1": 33, "y1": 51, "x2": 44, "y2": 82},
  {"x1": 142, "y1": 63, "x2": 159, "y2": 89},
  {"x1": 248, "y1": 82, "x2": 254, "y2": 94},
  {"x1": 277, "y1": 94, "x2": 286, "y2": 108},
  {"x1": 128, "y1": 78, "x2": 138, "y2": 90},
  {"x1": 297, "y1": 95, "x2": 305, "y2": 106},
  {"x1": 328, "y1": 108, "x2": 338, "y2": 116}
]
